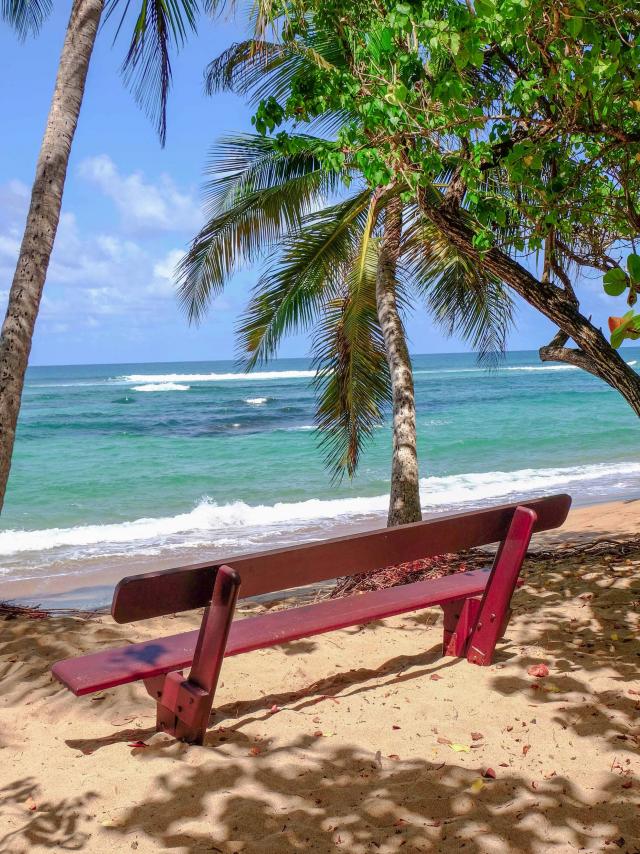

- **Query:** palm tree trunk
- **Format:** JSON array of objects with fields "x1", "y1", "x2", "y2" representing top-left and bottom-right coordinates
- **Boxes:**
[
  {"x1": 0, "y1": 0, "x2": 103, "y2": 513},
  {"x1": 376, "y1": 196, "x2": 422, "y2": 527}
]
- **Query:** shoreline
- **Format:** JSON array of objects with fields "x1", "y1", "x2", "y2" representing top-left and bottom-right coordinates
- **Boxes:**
[{"x1": 2, "y1": 495, "x2": 638, "y2": 612}]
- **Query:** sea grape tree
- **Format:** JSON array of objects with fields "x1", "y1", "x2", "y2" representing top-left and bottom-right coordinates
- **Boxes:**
[{"x1": 246, "y1": 0, "x2": 640, "y2": 411}]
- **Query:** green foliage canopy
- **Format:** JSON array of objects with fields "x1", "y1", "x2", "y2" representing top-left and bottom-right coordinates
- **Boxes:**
[{"x1": 252, "y1": 0, "x2": 640, "y2": 345}]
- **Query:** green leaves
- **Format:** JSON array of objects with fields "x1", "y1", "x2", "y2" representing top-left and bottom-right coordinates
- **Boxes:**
[
  {"x1": 628, "y1": 254, "x2": 640, "y2": 284},
  {"x1": 609, "y1": 311, "x2": 640, "y2": 349},
  {"x1": 605, "y1": 255, "x2": 640, "y2": 347},
  {"x1": 603, "y1": 268, "x2": 628, "y2": 297}
]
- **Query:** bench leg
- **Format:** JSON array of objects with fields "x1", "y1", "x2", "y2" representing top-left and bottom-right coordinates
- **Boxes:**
[
  {"x1": 441, "y1": 597, "x2": 481, "y2": 657},
  {"x1": 466, "y1": 507, "x2": 536, "y2": 666},
  {"x1": 144, "y1": 565, "x2": 240, "y2": 745}
]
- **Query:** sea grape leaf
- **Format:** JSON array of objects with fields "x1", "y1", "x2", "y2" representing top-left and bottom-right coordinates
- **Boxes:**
[
  {"x1": 603, "y1": 268, "x2": 628, "y2": 296},
  {"x1": 627, "y1": 253, "x2": 640, "y2": 284}
]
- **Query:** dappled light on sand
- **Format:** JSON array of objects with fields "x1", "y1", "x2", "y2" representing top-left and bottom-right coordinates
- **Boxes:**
[{"x1": 1, "y1": 538, "x2": 639, "y2": 852}]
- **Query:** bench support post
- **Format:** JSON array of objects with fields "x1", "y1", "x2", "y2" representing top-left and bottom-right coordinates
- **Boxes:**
[
  {"x1": 441, "y1": 596, "x2": 481, "y2": 657},
  {"x1": 466, "y1": 506, "x2": 536, "y2": 666},
  {"x1": 144, "y1": 565, "x2": 240, "y2": 745}
]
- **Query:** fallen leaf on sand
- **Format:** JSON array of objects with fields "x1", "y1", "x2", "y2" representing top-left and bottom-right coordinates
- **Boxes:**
[
  {"x1": 483, "y1": 768, "x2": 496, "y2": 779},
  {"x1": 470, "y1": 778, "x2": 485, "y2": 793},
  {"x1": 90, "y1": 693, "x2": 106, "y2": 702},
  {"x1": 437, "y1": 736, "x2": 452, "y2": 745},
  {"x1": 527, "y1": 664, "x2": 550, "y2": 678},
  {"x1": 392, "y1": 725, "x2": 401, "y2": 730},
  {"x1": 450, "y1": 743, "x2": 471, "y2": 753},
  {"x1": 249, "y1": 746, "x2": 262, "y2": 756},
  {"x1": 522, "y1": 744, "x2": 531, "y2": 756},
  {"x1": 127, "y1": 741, "x2": 148, "y2": 749},
  {"x1": 268, "y1": 705, "x2": 280, "y2": 714},
  {"x1": 25, "y1": 796, "x2": 37, "y2": 812},
  {"x1": 429, "y1": 674, "x2": 443, "y2": 681},
  {"x1": 471, "y1": 732, "x2": 484, "y2": 741},
  {"x1": 388, "y1": 754, "x2": 400, "y2": 761}
]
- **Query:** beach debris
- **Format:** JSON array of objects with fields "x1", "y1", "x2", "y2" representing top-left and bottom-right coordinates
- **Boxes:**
[
  {"x1": 268, "y1": 704, "x2": 281, "y2": 714},
  {"x1": 327, "y1": 534, "x2": 640, "y2": 597},
  {"x1": 429, "y1": 674, "x2": 443, "y2": 681},
  {"x1": 522, "y1": 744, "x2": 531, "y2": 756},
  {"x1": 249, "y1": 746, "x2": 262, "y2": 756},
  {"x1": 1, "y1": 602, "x2": 49, "y2": 620},
  {"x1": 527, "y1": 663, "x2": 550, "y2": 678},
  {"x1": 127, "y1": 740, "x2": 148, "y2": 749},
  {"x1": 25, "y1": 796, "x2": 37, "y2": 812},
  {"x1": 449, "y1": 743, "x2": 471, "y2": 753},
  {"x1": 111, "y1": 715, "x2": 136, "y2": 727},
  {"x1": 470, "y1": 778, "x2": 485, "y2": 793},
  {"x1": 482, "y1": 768, "x2": 496, "y2": 779},
  {"x1": 471, "y1": 731, "x2": 484, "y2": 741}
]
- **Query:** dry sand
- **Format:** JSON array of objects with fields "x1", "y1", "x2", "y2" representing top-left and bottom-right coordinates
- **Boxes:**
[{"x1": 1, "y1": 499, "x2": 639, "y2": 853}]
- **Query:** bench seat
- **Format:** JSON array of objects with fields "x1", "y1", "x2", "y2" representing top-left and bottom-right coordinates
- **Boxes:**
[{"x1": 53, "y1": 567, "x2": 493, "y2": 696}]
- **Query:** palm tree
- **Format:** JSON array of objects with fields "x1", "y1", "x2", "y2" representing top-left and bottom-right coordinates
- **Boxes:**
[
  {"x1": 178, "y1": 130, "x2": 513, "y2": 525},
  {"x1": 0, "y1": 0, "x2": 207, "y2": 513}
]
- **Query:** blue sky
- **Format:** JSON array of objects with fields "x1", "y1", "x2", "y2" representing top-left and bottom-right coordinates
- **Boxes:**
[{"x1": 0, "y1": 5, "x2": 627, "y2": 366}]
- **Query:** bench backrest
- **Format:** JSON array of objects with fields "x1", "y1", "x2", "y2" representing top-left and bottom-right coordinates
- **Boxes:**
[{"x1": 111, "y1": 494, "x2": 571, "y2": 623}]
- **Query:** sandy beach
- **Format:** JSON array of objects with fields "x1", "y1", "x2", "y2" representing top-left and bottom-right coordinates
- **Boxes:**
[{"x1": 1, "y1": 498, "x2": 639, "y2": 853}]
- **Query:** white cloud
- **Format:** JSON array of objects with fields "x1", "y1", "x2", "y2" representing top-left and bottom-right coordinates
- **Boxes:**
[
  {"x1": 0, "y1": 169, "x2": 234, "y2": 351},
  {"x1": 78, "y1": 154, "x2": 202, "y2": 233},
  {"x1": 150, "y1": 248, "x2": 184, "y2": 296}
]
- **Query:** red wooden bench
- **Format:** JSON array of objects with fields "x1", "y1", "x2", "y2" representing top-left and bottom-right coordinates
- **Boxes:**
[{"x1": 52, "y1": 494, "x2": 570, "y2": 744}]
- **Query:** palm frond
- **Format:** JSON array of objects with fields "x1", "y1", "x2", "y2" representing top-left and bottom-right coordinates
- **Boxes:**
[
  {"x1": 204, "y1": 29, "x2": 350, "y2": 111},
  {"x1": 107, "y1": 0, "x2": 198, "y2": 145},
  {"x1": 1, "y1": 0, "x2": 51, "y2": 37},
  {"x1": 202, "y1": 132, "x2": 346, "y2": 213},
  {"x1": 312, "y1": 232, "x2": 390, "y2": 479},
  {"x1": 236, "y1": 190, "x2": 372, "y2": 366},
  {"x1": 403, "y1": 213, "x2": 515, "y2": 365},
  {"x1": 177, "y1": 137, "x2": 352, "y2": 323}
]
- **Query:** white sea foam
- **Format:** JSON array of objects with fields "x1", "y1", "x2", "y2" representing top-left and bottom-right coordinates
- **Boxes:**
[
  {"x1": 132, "y1": 383, "x2": 190, "y2": 392},
  {"x1": 628, "y1": 360, "x2": 638, "y2": 367},
  {"x1": 119, "y1": 370, "x2": 315, "y2": 384},
  {"x1": 2, "y1": 460, "x2": 639, "y2": 559},
  {"x1": 245, "y1": 397, "x2": 268, "y2": 405}
]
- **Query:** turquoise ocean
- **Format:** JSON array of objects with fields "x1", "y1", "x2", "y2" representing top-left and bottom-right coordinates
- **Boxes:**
[{"x1": 1, "y1": 349, "x2": 639, "y2": 608}]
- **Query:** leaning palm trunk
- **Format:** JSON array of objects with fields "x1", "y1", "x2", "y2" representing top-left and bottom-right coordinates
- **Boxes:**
[
  {"x1": 376, "y1": 196, "x2": 422, "y2": 527},
  {"x1": 0, "y1": 0, "x2": 103, "y2": 512}
]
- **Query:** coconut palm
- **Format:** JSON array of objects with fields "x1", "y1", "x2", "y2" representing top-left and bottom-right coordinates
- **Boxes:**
[
  {"x1": 178, "y1": 29, "x2": 513, "y2": 526},
  {"x1": 0, "y1": 0, "x2": 208, "y2": 512},
  {"x1": 178, "y1": 129, "x2": 514, "y2": 525}
]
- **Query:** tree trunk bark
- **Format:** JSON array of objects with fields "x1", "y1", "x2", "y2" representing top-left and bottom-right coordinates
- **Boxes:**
[
  {"x1": 0, "y1": 0, "x2": 103, "y2": 512},
  {"x1": 419, "y1": 193, "x2": 640, "y2": 416},
  {"x1": 376, "y1": 196, "x2": 423, "y2": 527}
]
